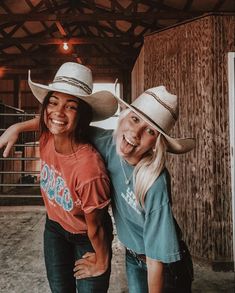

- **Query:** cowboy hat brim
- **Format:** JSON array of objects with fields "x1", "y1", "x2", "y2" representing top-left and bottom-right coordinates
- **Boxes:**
[
  {"x1": 116, "y1": 96, "x2": 195, "y2": 154},
  {"x1": 28, "y1": 71, "x2": 118, "y2": 122}
]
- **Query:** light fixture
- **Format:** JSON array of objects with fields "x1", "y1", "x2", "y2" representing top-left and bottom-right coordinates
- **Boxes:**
[{"x1": 63, "y1": 42, "x2": 69, "y2": 51}]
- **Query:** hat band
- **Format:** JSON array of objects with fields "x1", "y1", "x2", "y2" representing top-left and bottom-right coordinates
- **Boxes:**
[
  {"x1": 53, "y1": 76, "x2": 92, "y2": 94},
  {"x1": 131, "y1": 105, "x2": 167, "y2": 134},
  {"x1": 145, "y1": 90, "x2": 177, "y2": 121}
]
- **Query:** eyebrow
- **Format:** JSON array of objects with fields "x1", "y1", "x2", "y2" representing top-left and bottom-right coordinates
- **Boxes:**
[{"x1": 50, "y1": 95, "x2": 78, "y2": 103}]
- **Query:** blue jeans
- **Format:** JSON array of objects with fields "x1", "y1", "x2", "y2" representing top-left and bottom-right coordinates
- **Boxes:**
[
  {"x1": 125, "y1": 249, "x2": 148, "y2": 293},
  {"x1": 44, "y1": 216, "x2": 112, "y2": 293},
  {"x1": 125, "y1": 245, "x2": 193, "y2": 293}
]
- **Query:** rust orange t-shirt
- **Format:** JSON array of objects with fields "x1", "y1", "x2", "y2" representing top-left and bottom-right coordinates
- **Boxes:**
[{"x1": 39, "y1": 133, "x2": 110, "y2": 234}]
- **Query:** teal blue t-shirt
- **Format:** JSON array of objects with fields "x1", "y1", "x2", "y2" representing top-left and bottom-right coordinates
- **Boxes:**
[{"x1": 89, "y1": 126, "x2": 181, "y2": 263}]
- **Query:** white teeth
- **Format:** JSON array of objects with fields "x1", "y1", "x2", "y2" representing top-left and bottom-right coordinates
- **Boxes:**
[
  {"x1": 124, "y1": 135, "x2": 137, "y2": 146},
  {"x1": 52, "y1": 119, "x2": 65, "y2": 125}
]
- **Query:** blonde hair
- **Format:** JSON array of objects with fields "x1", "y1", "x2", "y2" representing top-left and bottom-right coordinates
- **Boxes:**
[
  {"x1": 134, "y1": 134, "x2": 166, "y2": 207},
  {"x1": 114, "y1": 109, "x2": 167, "y2": 207}
]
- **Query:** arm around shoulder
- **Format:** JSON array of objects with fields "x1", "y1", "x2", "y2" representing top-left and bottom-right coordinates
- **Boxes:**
[{"x1": 0, "y1": 117, "x2": 39, "y2": 157}]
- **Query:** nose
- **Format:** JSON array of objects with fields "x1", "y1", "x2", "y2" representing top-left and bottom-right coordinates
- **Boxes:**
[
  {"x1": 132, "y1": 124, "x2": 145, "y2": 139},
  {"x1": 54, "y1": 104, "x2": 65, "y2": 116}
]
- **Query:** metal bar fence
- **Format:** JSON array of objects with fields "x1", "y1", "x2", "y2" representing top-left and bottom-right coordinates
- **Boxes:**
[{"x1": 0, "y1": 104, "x2": 40, "y2": 200}]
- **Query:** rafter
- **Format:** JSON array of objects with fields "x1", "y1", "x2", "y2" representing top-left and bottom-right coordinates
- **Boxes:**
[
  {"x1": 0, "y1": 36, "x2": 142, "y2": 46},
  {"x1": 2, "y1": 63, "x2": 129, "y2": 72},
  {"x1": 0, "y1": 51, "x2": 135, "y2": 60},
  {"x1": 0, "y1": 11, "x2": 202, "y2": 23}
]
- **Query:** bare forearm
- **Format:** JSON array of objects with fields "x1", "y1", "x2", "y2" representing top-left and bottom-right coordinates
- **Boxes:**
[
  {"x1": 147, "y1": 257, "x2": 164, "y2": 293},
  {"x1": 74, "y1": 209, "x2": 111, "y2": 278},
  {"x1": 0, "y1": 117, "x2": 39, "y2": 157},
  {"x1": 15, "y1": 117, "x2": 40, "y2": 132},
  {"x1": 88, "y1": 224, "x2": 110, "y2": 270}
]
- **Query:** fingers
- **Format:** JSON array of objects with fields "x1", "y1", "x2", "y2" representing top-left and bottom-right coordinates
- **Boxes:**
[
  {"x1": 74, "y1": 264, "x2": 105, "y2": 279},
  {"x1": 82, "y1": 252, "x2": 95, "y2": 259},
  {"x1": 73, "y1": 261, "x2": 92, "y2": 279},
  {"x1": 74, "y1": 256, "x2": 105, "y2": 279},
  {"x1": 3, "y1": 142, "x2": 13, "y2": 158},
  {"x1": 74, "y1": 252, "x2": 96, "y2": 266}
]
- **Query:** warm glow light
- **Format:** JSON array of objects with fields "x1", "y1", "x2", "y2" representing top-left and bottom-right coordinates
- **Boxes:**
[
  {"x1": 63, "y1": 42, "x2": 69, "y2": 51},
  {"x1": 0, "y1": 67, "x2": 5, "y2": 78}
]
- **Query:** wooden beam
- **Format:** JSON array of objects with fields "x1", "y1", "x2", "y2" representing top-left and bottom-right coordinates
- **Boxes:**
[
  {"x1": 0, "y1": 36, "x2": 142, "y2": 46},
  {"x1": 0, "y1": 11, "x2": 202, "y2": 22},
  {"x1": 0, "y1": 52, "x2": 134, "y2": 59},
  {"x1": 55, "y1": 21, "x2": 67, "y2": 36},
  {"x1": 1, "y1": 63, "x2": 129, "y2": 73}
]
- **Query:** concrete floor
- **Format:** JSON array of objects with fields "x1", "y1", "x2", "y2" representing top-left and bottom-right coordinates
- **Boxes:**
[{"x1": 0, "y1": 206, "x2": 234, "y2": 293}]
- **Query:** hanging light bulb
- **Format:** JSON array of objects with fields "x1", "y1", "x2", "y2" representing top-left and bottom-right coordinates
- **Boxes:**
[{"x1": 63, "y1": 42, "x2": 69, "y2": 51}]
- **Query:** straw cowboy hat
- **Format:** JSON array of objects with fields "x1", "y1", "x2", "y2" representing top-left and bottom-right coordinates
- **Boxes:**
[
  {"x1": 28, "y1": 62, "x2": 118, "y2": 121},
  {"x1": 116, "y1": 86, "x2": 195, "y2": 154}
]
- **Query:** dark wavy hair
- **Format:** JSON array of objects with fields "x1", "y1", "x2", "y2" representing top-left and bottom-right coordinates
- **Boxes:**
[{"x1": 39, "y1": 91, "x2": 93, "y2": 144}]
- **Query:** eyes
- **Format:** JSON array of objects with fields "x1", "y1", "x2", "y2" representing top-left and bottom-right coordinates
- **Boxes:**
[
  {"x1": 130, "y1": 114, "x2": 156, "y2": 136},
  {"x1": 48, "y1": 97, "x2": 78, "y2": 111}
]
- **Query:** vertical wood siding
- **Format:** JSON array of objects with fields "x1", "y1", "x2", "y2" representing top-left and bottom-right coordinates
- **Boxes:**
[
  {"x1": 131, "y1": 46, "x2": 145, "y2": 100},
  {"x1": 132, "y1": 14, "x2": 235, "y2": 264}
]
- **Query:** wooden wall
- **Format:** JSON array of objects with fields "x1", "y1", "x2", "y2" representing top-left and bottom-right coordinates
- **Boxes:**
[
  {"x1": 131, "y1": 46, "x2": 145, "y2": 100},
  {"x1": 132, "y1": 14, "x2": 235, "y2": 268},
  {"x1": 0, "y1": 79, "x2": 40, "y2": 113}
]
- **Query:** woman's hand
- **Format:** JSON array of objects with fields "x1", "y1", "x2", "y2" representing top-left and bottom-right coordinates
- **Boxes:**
[
  {"x1": 0, "y1": 124, "x2": 20, "y2": 157},
  {"x1": 74, "y1": 252, "x2": 107, "y2": 279},
  {"x1": 0, "y1": 117, "x2": 40, "y2": 157}
]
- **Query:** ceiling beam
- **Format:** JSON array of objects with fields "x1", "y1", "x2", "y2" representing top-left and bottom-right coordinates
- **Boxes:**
[
  {"x1": 0, "y1": 11, "x2": 202, "y2": 22},
  {"x1": 0, "y1": 52, "x2": 135, "y2": 59},
  {"x1": 1, "y1": 63, "x2": 129, "y2": 72},
  {"x1": 0, "y1": 36, "x2": 141, "y2": 46}
]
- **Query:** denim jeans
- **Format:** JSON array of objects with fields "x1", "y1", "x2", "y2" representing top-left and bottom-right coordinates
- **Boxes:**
[
  {"x1": 44, "y1": 216, "x2": 111, "y2": 293},
  {"x1": 125, "y1": 246, "x2": 193, "y2": 293},
  {"x1": 125, "y1": 249, "x2": 148, "y2": 293}
]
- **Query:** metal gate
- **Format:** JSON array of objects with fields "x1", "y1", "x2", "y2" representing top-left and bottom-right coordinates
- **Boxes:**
[{"x1": 0, "y1": 104, "x2": 41, "y2": 205}]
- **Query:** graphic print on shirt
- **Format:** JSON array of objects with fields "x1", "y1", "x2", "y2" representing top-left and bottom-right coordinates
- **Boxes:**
[
  {"x1": 40, "y1": 161, "x2": 74, "y2": 211},
  {"x1": 120, "y1": 186, "x2": 141, "y2": 215}
]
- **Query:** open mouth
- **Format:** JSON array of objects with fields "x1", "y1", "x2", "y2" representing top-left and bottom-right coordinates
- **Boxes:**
[
  {"x1": 51, "y1": 119, "x2": 66, "y2": 126},
  {"x1": 123, "y1": 135, "x2": 138, "y2": 147}
]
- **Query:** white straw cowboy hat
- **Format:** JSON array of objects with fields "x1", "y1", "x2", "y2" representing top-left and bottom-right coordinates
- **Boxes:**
[
  {"x1": 116, "y1": 86, "x2": 195, "y2": 154},
  {"x1": 28, "y1": 62, "x2": 118, "y2": 121}
]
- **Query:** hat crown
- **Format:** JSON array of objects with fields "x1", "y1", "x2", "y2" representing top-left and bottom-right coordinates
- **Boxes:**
[
  {"x1": 50, "y1": 62, "x2": 93, "y2": 95},
  {"x1": 131, "y1": 86, "x2": 179, "y2": 134}
]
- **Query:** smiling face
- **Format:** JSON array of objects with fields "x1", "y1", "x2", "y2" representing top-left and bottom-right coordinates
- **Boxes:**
[
  {"x1": 44, "y1": 92, "x2": 79, "y2": 138},
  {"x1": 115, "y1": 111, "x2": 159, "y2": 165}
]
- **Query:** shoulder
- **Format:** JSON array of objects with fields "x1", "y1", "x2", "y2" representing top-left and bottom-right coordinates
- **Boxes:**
[
  {"x1": 88, "y1": 126, "x2": 113, "y2": 141},
  {"x1": 88, "y1": 126, "x2": 114, "y2": 157},
  {"x1": 144, "y1": 168, "x2": 171, "y2": 212},
  {"x1": 152, "y1": 168, "x2": 171, "y2": 192},
  {"x1": 39, "y1": 132, "x2": 52, "y2": 151},
  {"x1": 77, "y1": 143, "x2": 108, "y2": 179}
]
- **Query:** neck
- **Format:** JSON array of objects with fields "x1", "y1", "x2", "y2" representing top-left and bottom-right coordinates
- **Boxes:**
[
  {"x1": 121, "y1": 156, "x2": 138, "y2": 166},
  {"x1": 53, "y1": 135, "x2": 78, "y2": 154}
]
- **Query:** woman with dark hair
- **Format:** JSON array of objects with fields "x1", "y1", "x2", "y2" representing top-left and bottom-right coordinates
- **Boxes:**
[{"x1": 0, "y1": 62, "x2": 118, "y2": 293}]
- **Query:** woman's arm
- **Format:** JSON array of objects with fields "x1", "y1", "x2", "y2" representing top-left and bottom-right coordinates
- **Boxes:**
[
  {"x1": 0, "y1": 117, "x2": 39, "y2": 157},
  {"x1": 74, "y1": 209, "x2": 111, "y2": 278},
  {"x1": 147, "y1": 257, "x2": 164, "y2": 293}
]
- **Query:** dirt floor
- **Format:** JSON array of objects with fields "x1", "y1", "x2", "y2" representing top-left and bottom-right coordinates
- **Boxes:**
[{"x1": 0, "y1": 206, "x2": 234, "y2": 293}]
